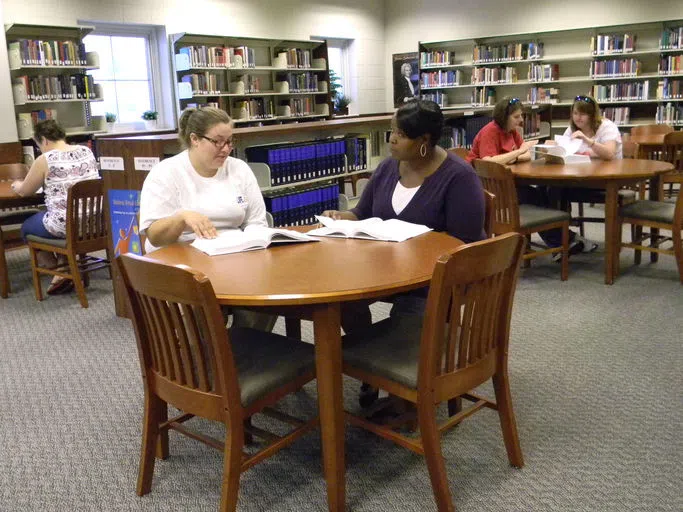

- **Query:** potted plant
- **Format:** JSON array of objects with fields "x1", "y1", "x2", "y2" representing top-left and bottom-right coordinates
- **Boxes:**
[
  {"x1": 329, "y1": 70, "x2": 352, "y2": 115},
  {"x1": 105, "y1": 112, "x2": 117, "y2": 131},
  {"x1": 141, "y1": 110, "x2": 159, "y2": 130},
  {"x1": 335, "y1": 94, "x2": 352, "y2": 116}
]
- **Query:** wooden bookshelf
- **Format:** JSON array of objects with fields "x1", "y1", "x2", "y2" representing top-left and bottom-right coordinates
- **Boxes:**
[
  {"x1": 418, "y1": 19, "x2": 683, "y2": 136},
  {"x1": 4, "y1": 23, "x2": 106, "y2": 158},
  {"x1": 170, "y1": 32, "x2": 332, "y2": 126}
]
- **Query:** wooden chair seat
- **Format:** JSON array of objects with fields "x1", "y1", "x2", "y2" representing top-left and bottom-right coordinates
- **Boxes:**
[
  {"x1": 342, "y1": 233, "x2": 526, "y2": 512},
  {"x1": 27, "y1": 179, "x2": 111, "y2": 308},
  {"x1": 117, "y1": 253, "x2": 318, "y2": 511},
  {"x1": 616, "y1": 192, "x2": 682, "y2": 283}
]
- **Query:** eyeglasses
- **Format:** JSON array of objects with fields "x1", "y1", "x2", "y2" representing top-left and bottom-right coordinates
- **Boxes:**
[
  {"x1": 575, "y1": 95, "x2": 596, "y2": 105},
  {"x1": 200, "y1": 135, "x2": 234, "y2": 150}
]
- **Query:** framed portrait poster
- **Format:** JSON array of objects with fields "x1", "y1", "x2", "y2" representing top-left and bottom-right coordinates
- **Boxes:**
[{"x1": 393, "y1": 52, "x2": 419, "y2": 108}]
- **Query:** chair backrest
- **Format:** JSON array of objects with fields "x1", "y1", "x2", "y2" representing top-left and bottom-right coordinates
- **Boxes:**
[
  {"x1": 418, "y1": 232, "x2": 525, "y2": 399},
  {"x1": 663, "y1": 131, "x2": 683, "y2": 175},
  {"x1": 622, "y1": 140, "x2": 639, "y2": 159},
  {"x1": 483, "y1": 190, "x2": 495, "y2": 238},
  {"x1": 65, "y1": 179, "x2": 108, "y2": 251},
  {"x1": 472, "y1": 159, "x2": 521, "y2": 232},
  {"x1": 630, "y1": 124, "x2": 674, "y2": 136},
  {"x1": 117, "y1": 253, "x2": 239, "y2": 422},
  {"x1": 448, "y1": 147, "x2": 470, "y2": 161},
  {"x1": 0, "y1": 163, "x2": 29, "y2": 181}
]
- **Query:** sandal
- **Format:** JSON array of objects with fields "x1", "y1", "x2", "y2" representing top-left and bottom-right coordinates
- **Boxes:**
[{"x1": 47, "y1": 278, "x2": 74, "y2": 295}]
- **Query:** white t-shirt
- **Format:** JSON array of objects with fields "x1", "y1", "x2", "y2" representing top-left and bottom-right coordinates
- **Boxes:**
[
  {"x1": 391, "y1": 180, "x2": 420, "y2": 215},
  {"x1": 139, "y1": 150, "x2": 267, "y2": 253},
  {"x1": 563, "y1": 118, "x2": 623, "y2": 159}
]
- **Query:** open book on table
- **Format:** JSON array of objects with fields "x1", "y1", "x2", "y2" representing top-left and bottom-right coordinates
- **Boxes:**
[
  {"x1": 191, "y1": 226, "x2": 317, "y2": 256},
  {"x1": 533, "y1": 135, "x2": 591, "y2": 164},
  {"x1": 308, "y1": 215, "x2": 432, "y2": 242}
]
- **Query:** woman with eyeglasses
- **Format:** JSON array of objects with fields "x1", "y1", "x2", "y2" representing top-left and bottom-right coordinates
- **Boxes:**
[
  {"x1": 140, "y1": 107, "x2": 267, "y2": 253},
  {"x1": 564, "y1": 95, "x2": 622, "y2": 160},
  {"x1": 466, "y1": 96, "x2": 538, "y2": 164}
]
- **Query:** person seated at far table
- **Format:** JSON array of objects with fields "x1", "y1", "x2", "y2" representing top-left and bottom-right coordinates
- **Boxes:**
[
  {"x1": 467, "y1": 96, "x2": 597, "y2": 256},
  {"x1": 11, "y1": 120, "x2": 100, "y2": 295},
  {"x1": 139, "y1": 106, "x2": 275, "y2": 331}
]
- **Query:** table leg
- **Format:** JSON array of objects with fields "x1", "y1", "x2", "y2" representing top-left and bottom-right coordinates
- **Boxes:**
[
  {"x1": 604, "y1": 183, "x2": 619, "y2": 285},
  {"x1": 312, "y1": 304, "x2": 345, "y2": 511}
]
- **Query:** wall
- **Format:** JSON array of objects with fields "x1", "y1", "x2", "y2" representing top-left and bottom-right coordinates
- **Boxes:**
[
  {"x1": 384, "y1": 0, "x2": 683, "y2": 109},
  {"x1": 0, "y1": 0, "x2": 387, "y2": 142}
]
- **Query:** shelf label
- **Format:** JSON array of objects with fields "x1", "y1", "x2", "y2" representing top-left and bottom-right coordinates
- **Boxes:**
[
  {"x1": 134, "y1": 157, "x2": 160, "y2": 171},
  {"x1": 464, "y1": 110, "x2": 474, "y2": 116},
  {"x1": 99, "y1": 157, "x2": 125, "y2": 171}
]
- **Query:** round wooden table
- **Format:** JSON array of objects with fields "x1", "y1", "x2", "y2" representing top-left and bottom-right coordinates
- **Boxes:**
[
  {"x1": 0, "y1": 181, "x2": 44, "y2": 209},
  {"x1": 147, "y1": 231, "x2": 463, "y2": 511},
  {"x1": 510, "y1": 158, "x2": 674, "y2": 284}
]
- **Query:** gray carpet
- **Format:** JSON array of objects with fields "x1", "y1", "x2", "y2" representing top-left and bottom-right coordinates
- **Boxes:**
[{"x1": 1, "y1": 213, "x2": 681, "y2": 512}]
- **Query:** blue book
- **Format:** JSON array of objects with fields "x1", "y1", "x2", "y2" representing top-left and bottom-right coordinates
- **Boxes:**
[{"x1": 108, "y1": 189, "x2": 142, "y2": 256}]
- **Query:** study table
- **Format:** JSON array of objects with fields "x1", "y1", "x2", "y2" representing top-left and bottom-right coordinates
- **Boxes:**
[
  {"x1": 146, "y1": 231, "x2": 464, "y2": 511},
  {"x1": 0, "y1": 181, "x2": 44, "y2": 209},
  {"x1": 510, "y1": 158, "x2": 674, "y2": 284}
]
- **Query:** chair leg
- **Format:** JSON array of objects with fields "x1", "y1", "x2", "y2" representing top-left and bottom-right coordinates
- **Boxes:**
[
  {"x1": 633, "y1": 225, "x2": 642, "y2": 265},
  {"x1": 0, "y1": 242, "x2": 9, "y2": 299},
  {"x1": 137, "y1": 393, "x2": 166, "y2": 496},
  {"x1": 578, "y1": 202, "x2": 585, "y2": 237},
  {"x1": 68, "y1": 252, "x2": 89, "y2": 308},
  {"x1": 220, "y1": 420, "x2": 245, "y2": 512},
  {"x1": 673, "y1": 229, "x2": 683, "y2": 285},
  {"x1": 560, "y1": 223, "x2": 569, "y2": 281},
  {"x1": 29, "y1": 245, "x2": 44, "y2": 301},
  {"x1": 156, "y1": 403, "x2": 169, "y2": 460},
  {"x1": 418, "y1": 400, "x2": 454, "y2": 512},
  {"x1": 522, "y1": 235, "x2": 532, "y2": 268},
  {"x1": 492, "y1": 371, "x2": 524, "y2": 468}
]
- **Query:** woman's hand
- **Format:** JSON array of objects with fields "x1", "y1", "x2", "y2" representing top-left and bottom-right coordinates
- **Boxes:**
[
  {"x1": 181, "y1": 210, "x2": 217, "y2": 239},
  {"x1": 571, "y1": 130, "x2": 589, "y2": 142},
  {"x1": 320, "y1": 210, "x2": 357, "y2": 221},
  {"x1": 520, "y1": 140, "x2": 538, "y2": 152}
]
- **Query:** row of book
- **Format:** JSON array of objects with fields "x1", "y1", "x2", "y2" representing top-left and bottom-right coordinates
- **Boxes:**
[
  {"x1": 276, "y1": 72, "x2": 320, "y2": 92},
  {"x1": 590, "y1": 34, "x2": 636, "y2": 55},
  {"x1": 420, "y1": 70, "x2": 462, "y2": 88},
  {"x1": 277, "y1": 48, "x2": 314, "y2": 69},
  {"x1": 232, "y1": 98, "x2": 276, "y2": 120},
  {"x1": 280, "y1": 97, "x2": 320, "y2": 116},
  {"x1": 14, "y1": 74, "x2": 96, "y2": 101},
  {"x1": 602, "y1": 107, "x2": 630, "y2": 125},
  {"x1": 659, "y1": 27, "x2": 683, "y2": 49},
  {"x1": 471, "y1": 66, "x2": 517, "y2": 84},
  {"x1": 421, "y1": 91, "x2": 448, "y2": 107},
  {"x1": 589, "y1": 58, "x2": 641, "y2": 77},
  {"x1": 591, "y1": 81, "x2": 649, "y2": 102},
  {"x1": 180, "y1": 72, "x2": 227, "y2": 95},
  {"x1": 658, "y1": 55, "x2": 682, "y2": 75},
  {"x1": 523, "y1": 112, "x2": 542, "y2": 136},
  {"x1": 655, "y1": 103, "x2": 683, "y2": 124},
  {"x1": 178, "y1": 45, "x2": 256, "y2": 68},
  {"x1": 246, "y1": 137, "x2": 368, "y2": 187},
  {"x1": 18, "y1": 109, "x2": 57, "y2": 126},
  {"x1": 264, "y1": 184, "x2": 339, "y2": 228},
  {"x1": 527, "y1": 87, "x2": 560, "y2": 104},
  {"x1": 444, "y1": 127, "x2": 467, "y2": 149},
  {"x1": 656, "y1": 78, "x2": 682, "y2": 99},
  {"x1": 472, "y1": 42, "x2": 543, "y2": 63},
  {"x1": 527, "y1": 63, "x2": 559, "y2": 82},
  {"x1": 8, "y1": 39, "x2": 87, "y2": 66},
  {"x1": 471, "y1": 86, "x2": 496, "y2": 106},
  {"x1": 420, "y1": 51, "x2": 457, "y2": 68}
]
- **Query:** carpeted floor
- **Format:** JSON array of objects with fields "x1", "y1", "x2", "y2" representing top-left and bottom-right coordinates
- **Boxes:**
[{"x1": 1, "y1": 214, "x2": 681, "y2": 511}]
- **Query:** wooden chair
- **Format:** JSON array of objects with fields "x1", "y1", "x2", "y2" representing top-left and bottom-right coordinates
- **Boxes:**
[
  {"x1": 117, "y1": 253, "x2": 318, "y2": 511},
  {"x1": 630, "y1": 124, "x2": 674, "y2": 136},
  {"x1": 661, "y1": 131, "x2": 683, "y2": 199},
  {"x1": 27, "y1": 179, "x2": 111, "y2": 308},
  {"x1": 0, "y1": 163, "x2": 42, "y2": 298},
  {"x1": 448, "y1": 147, "x2": 470, "y2": 160},
  {"x1": 342, "y1": 232, "x2": 526, "y2": 512},
  {"x1": 616, "y1": 184, "x2": 683, "y2": 284},
  {"x1": 473, "y1": 159, "x2": 569, "y2": 280},
  {"x1": 483, "y1": 189, "x2": 495, "y2": 238}
]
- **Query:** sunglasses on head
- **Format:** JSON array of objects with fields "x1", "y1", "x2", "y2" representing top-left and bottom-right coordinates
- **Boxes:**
[
  {"x1": 575, "y1": 95, "x2": 595, "y2": 105},
  {"x1": 508, "y1": 98, "x2": 521, "y2": 105}
]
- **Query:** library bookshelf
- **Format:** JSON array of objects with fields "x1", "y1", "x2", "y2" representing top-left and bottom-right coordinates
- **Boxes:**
[
  {"x1": 419, "y1": 19, "x2": 683, "y2": 144},
  {"x1": 5, "y1": 23, "x2": 106, "y2": 161},
  {"x1": 170, "y1": 32, "x2": 333, "y2": 126}
]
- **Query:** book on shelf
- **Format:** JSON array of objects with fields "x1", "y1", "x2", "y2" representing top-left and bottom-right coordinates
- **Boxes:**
[
  {"x1": 309, "y1": 216, "x2": 432, "y2": 242},
  {"x1": 533, "y1": 136, "x2": 590, "y2": 164},
  {"x1": 190, "y1": 226, "x2": 318, "y2": 256}
]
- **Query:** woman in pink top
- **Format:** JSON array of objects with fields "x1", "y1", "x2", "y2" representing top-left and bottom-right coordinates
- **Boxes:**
[{"x1": 11, "y1": 120, "x2": 99, "y2": 294}]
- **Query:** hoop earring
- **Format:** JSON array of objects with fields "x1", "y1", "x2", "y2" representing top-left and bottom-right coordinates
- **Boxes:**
[{"x1": 419, "y1": 143, "x2": 427, "y2": 158}]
